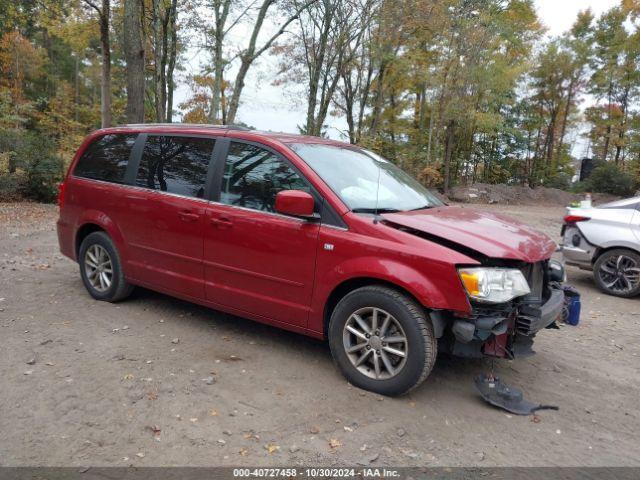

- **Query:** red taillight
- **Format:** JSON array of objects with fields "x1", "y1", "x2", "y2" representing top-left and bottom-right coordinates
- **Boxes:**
[
  {"x1": 57, "y1": 182, "x2": 66, "y2": 209},
  {"x1": 563, "y1": 215, "x2": 590, "y2": 224}
]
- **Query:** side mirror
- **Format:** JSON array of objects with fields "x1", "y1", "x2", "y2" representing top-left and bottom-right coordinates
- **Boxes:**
[{"x1": 275, "y1": 190, "x2": 317, "y2": 219}]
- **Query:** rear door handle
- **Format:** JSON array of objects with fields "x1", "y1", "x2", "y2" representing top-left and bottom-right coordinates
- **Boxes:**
[
  {"x1": 210, "y1": 216, "x2": 233, "y2": 228},
  {"x1": 178, "y1": 211, "x2": 200, "y2": 222}
]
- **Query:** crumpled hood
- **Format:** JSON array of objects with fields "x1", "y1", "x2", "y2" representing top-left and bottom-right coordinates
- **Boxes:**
[{"x1": 382, "y1": 206, "x2": 557, "y2": 263}]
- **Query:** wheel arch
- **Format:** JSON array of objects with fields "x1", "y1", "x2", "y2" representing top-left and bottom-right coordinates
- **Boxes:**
[
  {"x1": 74, "y1": 210, "x2": 128, "y2": 262},
  {"x1": 592, "y1": 244, "x2": 640, "y2": 264},
  {"x1": 75, "y1": 223, "x2": 106, "y2": 258},
  {"x1": 322, "y1": 277, "x2": 426, "y2": 337}
]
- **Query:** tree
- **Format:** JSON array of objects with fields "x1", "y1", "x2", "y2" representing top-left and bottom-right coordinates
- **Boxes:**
[
  {"x1": 193, "y1": 0, "x2": 317, "y2": 125},
  {"x1": 165, "y1": 0, "x2": 178, "y2": 122},
  {"x1": 556, "y1": 10, "x2": 594, "y2": 158},
  {"x1": 587, "y1": 4, "x2": 640, "y2": 164},
  {"x1": 353, "y1": 0, "x2": 542, "y2": 191},
  {"x1": 2, "y1": 0, "x2": 640, "y2": 203},
  {"x1": 226, "y1": 0, "x2": 319, "y2": 124},
  {"x1": 179, "y1": 74, "x2": 218, "y2": 122},
  {"x1": 82, "y1": 0, "x2": 112, "y2": 128},
  {"x1": 123, "y1": 0, "x2": 145, "y2": 123},
  {"x1": 274, "y1": 0, "x2": 368, "y2": 136},
  {"x1": 332, "y1": 0, "x2": 379, "y2": 143}
]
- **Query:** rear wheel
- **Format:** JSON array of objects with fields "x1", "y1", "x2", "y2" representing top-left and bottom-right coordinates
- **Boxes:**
[
  {"x1": 593, "y1": 248, "x2": 640, "y2": 298},
  {"x1": 79, "y1": 231, "x2": 134, "y2": 302},
  {"x1": 328, "y1": 285, "x2": 436, "y2": 396}
]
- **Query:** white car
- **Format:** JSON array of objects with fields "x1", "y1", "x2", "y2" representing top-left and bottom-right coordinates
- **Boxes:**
[{"x1": 561, "y1": 197, "x2": 640, "y2": 298}]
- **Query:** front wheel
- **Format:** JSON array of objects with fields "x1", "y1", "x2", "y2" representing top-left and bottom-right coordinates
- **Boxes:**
[
  {"x1": 593, "y1": 248, "x2": 640, "y2": 298},
  {"x1": 328, "y1": 285, "x2": 436, "y2": 396}
]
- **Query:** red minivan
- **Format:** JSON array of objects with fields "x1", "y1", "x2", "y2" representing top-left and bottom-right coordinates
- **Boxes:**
[{"x1": 57, "y1": 124, "x2": 565, "y2": 395}]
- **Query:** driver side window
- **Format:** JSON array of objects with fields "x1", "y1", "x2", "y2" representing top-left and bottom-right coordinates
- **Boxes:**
[{"x1": 220, "y1": 141, "x2": 309, "y2": 212}]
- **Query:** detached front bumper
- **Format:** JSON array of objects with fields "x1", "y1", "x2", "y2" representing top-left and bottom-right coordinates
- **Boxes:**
[
  {"x1": 441, "y1": 284, "x2": 565, "y2": 360},
  {"x1": 516, "y1": 288, "x2": 564, "y2": 336}
]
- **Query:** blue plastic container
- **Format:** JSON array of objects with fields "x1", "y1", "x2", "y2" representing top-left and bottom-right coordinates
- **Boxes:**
[{"x1": 562, "y1": 286, "x2": 581, "y2": 326}]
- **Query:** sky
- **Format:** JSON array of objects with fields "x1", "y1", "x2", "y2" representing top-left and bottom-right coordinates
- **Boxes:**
[
  {"x1": 175, "y1": 0, "x2": 622, "y2": 142},
  {"x1": 536, "y1": 0, "x2": 619, "y2": 36}
]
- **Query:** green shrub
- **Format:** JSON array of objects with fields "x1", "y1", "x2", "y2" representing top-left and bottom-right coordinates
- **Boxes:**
[
  {"x1": 0, "y1": 172, "x2": 21, "y2": 200},
  {"x1": 582, "y1": 162, "x2": 636, "y2": 197},
  {"x1": 0, "y1": 132, "x2": 64, "y2": 203},
  {"x1": 544, "y1": 172, "x2": 572, "y2": 190},
  {"x1": 570, "y1": 180, "x2": 589, "y2": 194}
]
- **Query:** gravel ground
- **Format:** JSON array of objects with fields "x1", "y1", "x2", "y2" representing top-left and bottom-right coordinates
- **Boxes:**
[{"x1": 0, "y1": 201, "x2": 639, "y2": 467}]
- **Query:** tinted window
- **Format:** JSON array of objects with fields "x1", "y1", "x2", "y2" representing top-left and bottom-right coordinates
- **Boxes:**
[
  {"x1": 220, "y1": 142, "x2": 309, "y2": 212},
  {"x1": 135, "y1": 136, "x2": 215, "y2": 198},
  {"x1": 74, "y1": 134, "x2": 137, "y2": 183}
]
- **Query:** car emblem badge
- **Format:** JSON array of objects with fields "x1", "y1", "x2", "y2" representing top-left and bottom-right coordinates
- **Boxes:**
[{"x1": 324, "y1": 243, "x2": 334, "y2": 251}]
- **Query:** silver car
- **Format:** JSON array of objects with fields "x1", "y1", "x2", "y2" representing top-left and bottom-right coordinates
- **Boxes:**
[{"x1": 561, "y1": 197, "x2": 640, "y2": 298}]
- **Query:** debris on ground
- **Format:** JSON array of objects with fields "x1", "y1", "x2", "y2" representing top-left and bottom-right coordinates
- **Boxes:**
[
  {"x1": 474, "y1": 373, "x2": 559, "y2": 416},
  {"x1": 358, "y1": 452, "x2": 379, "y2": 465},
  {"x1": 447, "y1": 183, "x2": 617, "y2": 206},
  {"x1": 265, "y1": 444, "x2": 279, "y2": 454}
]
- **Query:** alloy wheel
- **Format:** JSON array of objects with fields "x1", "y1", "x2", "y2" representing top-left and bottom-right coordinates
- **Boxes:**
[
  {"x1": 342, "y1": 307, "x2": 408, "y2": 380},
  {"x1": 598, "y1": 254, "x2": 640, "y2": 294},
  {"x1": 84, "y1": 244, "x2": 113, "y2": 292}
]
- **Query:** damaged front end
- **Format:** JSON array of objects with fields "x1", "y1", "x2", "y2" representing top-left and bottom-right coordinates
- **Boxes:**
[
  {"x1": 377, "y1": 211, "x2": 571, "y2": 360},
  {"x1": 434, "y1": 260, "x2": 566, "y2": 359}
]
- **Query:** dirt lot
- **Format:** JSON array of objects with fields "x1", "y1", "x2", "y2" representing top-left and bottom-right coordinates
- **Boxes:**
[{"x1": 0, "y1": 202, "x2": 639, "y2": 467}]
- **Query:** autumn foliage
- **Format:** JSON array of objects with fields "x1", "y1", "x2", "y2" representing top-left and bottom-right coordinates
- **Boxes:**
[{"x1": 1, "y1": 0, "x2": 639, "y2": 202}]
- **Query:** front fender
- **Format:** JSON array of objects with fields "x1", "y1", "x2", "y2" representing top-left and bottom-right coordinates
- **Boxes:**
[
  {"x1": 309, "y1": 252, "x2": 473, "y2": 335},
  {"x1": 336, "y1": 256, "x2": 459, "y2": 306}
]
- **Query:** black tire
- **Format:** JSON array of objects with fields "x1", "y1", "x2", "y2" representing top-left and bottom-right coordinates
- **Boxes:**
[
  {"x1": 78, "y1": 231, "x2": 134, "y2": 302},
  {"x1": 593, "y1": 248, "x2": 640, "y2": 298},
  {"x1": 328, "y1": 285, "x2": 437, "y2": 396}
]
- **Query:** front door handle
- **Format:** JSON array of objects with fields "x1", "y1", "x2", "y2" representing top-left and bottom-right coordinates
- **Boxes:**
[
  {"x1": 178, "y1": 211, "x2": 200, "y2": 222},
  {"x1": 210, "y1": 216, "x2": 233, "y2": 229}
]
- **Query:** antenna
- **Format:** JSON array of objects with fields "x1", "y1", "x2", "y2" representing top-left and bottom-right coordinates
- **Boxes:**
[{"x1": 373, "y1": 161, "x2": 382, "y2": 224}]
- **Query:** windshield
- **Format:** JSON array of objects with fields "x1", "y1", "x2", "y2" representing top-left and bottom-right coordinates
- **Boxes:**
[{"x1": 290, "y1": 144, "x2": 443, "y2": 212}]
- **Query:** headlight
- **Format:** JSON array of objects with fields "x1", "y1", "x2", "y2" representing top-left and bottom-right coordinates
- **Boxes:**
[{"x1": 458, "y1": 267, "x2": 530, "y2": 304}]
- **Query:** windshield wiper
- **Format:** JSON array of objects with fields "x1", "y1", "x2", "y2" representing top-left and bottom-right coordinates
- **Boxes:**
[
  {"x1": 351, "y1": 207, "x2": 401, "y2": 214},
  {"x1": 408, "y1": 205, "x2": 435, "y2": 211}
]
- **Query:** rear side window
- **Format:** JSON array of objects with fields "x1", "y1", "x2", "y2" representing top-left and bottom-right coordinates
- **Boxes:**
[
  {"x1": 135, "y1": 135, "x2": 215, "y2": 199},
  {"x1": 74, "y1": 134, "x2": 137, "y2": 184},
  {"x1": 220, "y1": 142, "x2": 309, "y2": 212}
]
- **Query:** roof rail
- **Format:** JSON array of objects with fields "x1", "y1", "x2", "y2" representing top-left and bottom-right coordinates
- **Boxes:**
[{"x1": 119, "y1": 123, "x2": 252, "y2": 131}]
